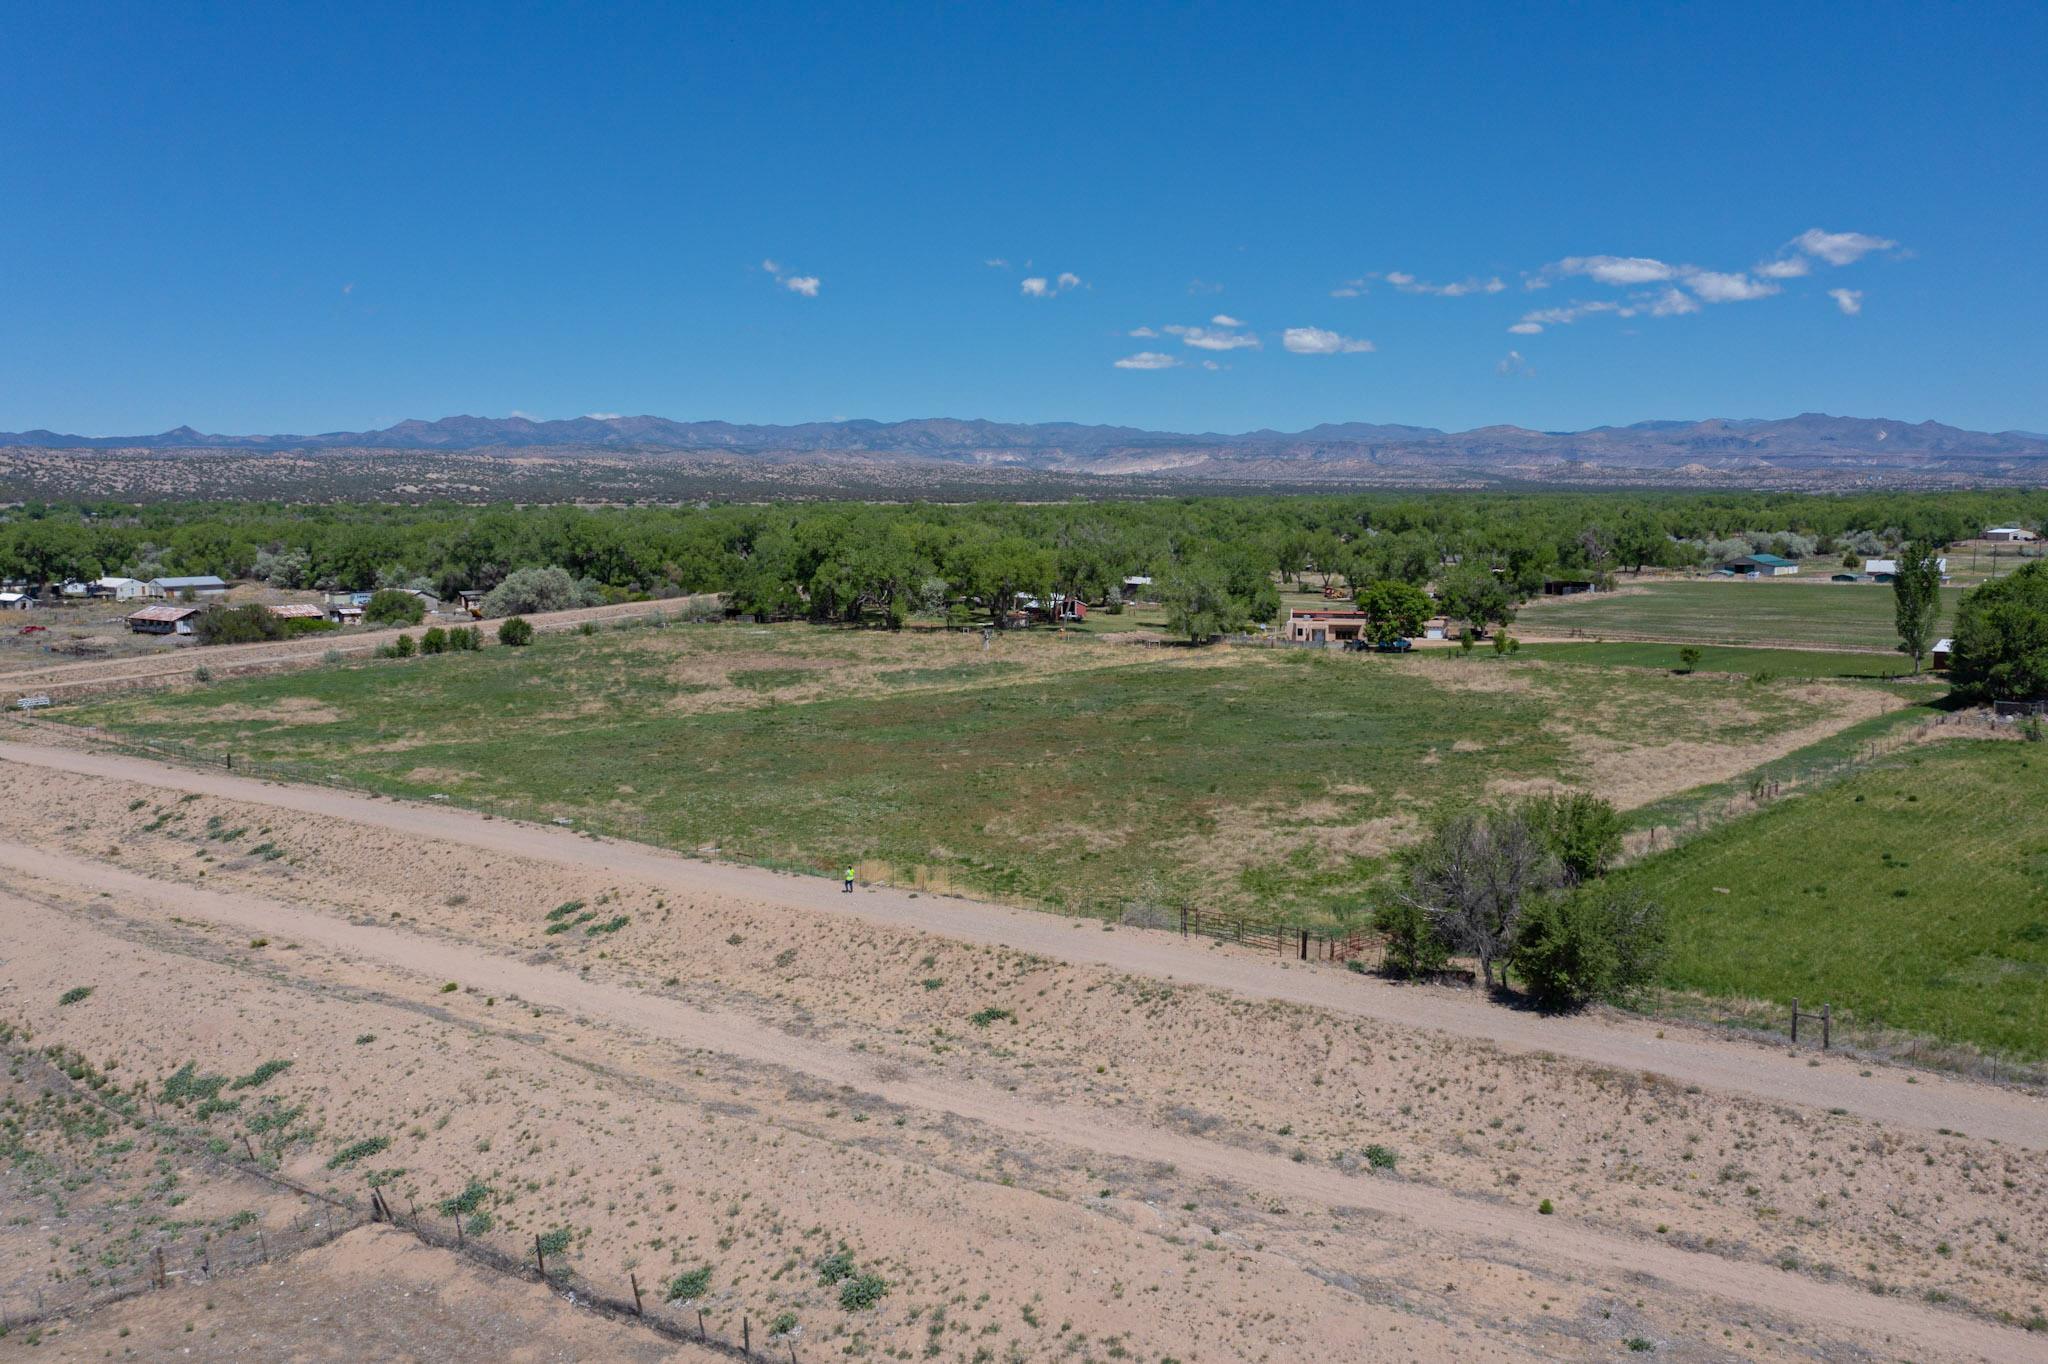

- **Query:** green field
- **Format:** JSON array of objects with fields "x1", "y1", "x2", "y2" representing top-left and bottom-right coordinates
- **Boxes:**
[
  {"x1": 1516, "y1": 578, "x2": 1963, "y2": 650},
  {"x1": 1510, "y1": 641, "x2": 1924, "y2": 680},
  {"x1": 1620, "y1": 740, "x2": 2048, "y2": 1060},
  {"x1": 66, "y1": 622, "x2": 1876, "y2": 927}
]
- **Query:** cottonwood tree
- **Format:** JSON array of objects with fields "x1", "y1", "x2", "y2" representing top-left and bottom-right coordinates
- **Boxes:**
[
  {"x1": 1355, "y1": 579, "x2": 1432, "y2": 645},
  {"x1": 1400, "y1": 806, "x2": 1561, "y2": 990},
  {"x1": 1892, "y1": 540, "x2": 1944, "y2": 673}
]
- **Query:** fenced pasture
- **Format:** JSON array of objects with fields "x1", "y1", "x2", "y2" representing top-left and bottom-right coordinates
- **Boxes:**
[
  {"x1": 1516, "y1": 578, "x2": 1964, "y2": 650},
  {"x1": 62, "y1": 621, "x2": 1895, "y2": 930},
  {"x1": 1619, "y1": 739, "x2": 2048, "y2": 1060}
]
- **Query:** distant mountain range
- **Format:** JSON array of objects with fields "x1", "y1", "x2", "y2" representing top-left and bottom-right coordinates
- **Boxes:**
[{"x1": 5, "y1": 412, "x2": 2047, "y2": 489}]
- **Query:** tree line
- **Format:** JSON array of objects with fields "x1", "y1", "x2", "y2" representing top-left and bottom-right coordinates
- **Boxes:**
[{"x1": 1, "y1": 490, "x2": 2035, "y2": 625}]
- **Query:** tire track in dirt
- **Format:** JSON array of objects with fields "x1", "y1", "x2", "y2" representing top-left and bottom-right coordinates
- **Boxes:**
[
  {"x1": 0, "y1": 851, "x2": 2038, "y2": 1364},
  {"x1": 5, "y1": 739, "x2": 2040, "y2": 1151}
]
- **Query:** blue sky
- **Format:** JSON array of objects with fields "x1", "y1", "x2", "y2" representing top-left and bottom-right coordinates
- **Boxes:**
[{"x1": 3, "y1": 1, "x2": 2044, "y2": 436}]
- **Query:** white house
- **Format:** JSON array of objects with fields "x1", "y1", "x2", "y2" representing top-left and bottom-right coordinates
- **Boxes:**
[
  {"x1": 0, "y1": 592, "x2": 30, "y2": 611},
  {"x1": 1985, "y1": 526, "x2": 2039, "y2": 542},
  {"x1": 1863, "y1": 557, "x2": 1949, "y2": 580},
  {"x1": 90, "y1": 576, "x2": 148, "y2": 601}
]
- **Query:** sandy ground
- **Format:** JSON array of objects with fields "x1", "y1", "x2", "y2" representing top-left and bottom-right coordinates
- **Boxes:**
[
  {"x1": 2, "y1": 743, "x2": 2044, "y2": 1362},
  {"x1": 23, "y1": 1224, "x2": 719, "y2": 1361}
]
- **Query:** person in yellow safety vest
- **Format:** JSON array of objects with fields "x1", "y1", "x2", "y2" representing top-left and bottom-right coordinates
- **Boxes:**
[{"x1": 843, "y1": 864, "x2": 855, "y2": 894}]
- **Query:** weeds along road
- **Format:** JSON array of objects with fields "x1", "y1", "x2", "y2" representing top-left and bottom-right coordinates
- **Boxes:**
[
  {"x1": 1, "y1": 738, "x2": 2042, "y2": 1153},
  {"x1": 0, "y1": 859, "x2": 2038, "y2": 1364}
]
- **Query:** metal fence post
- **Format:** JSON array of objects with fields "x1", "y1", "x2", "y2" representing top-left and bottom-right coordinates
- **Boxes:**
[
  {"x1": 1790, "y1": 998, "x2": 1799, "y2": 1044},
  {"x1": 1821, "y1": 1003, "x2": 1831, "y2": 1050}
]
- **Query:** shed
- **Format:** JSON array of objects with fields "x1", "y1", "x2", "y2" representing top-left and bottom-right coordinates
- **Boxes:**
[
  {"x1": 1984, "y1": 527, "x2": 2038, "y2": 542},
  {"x1": 128, "y1": 604, "x2": 202, "y2": 635},
  {"x1": 0, "y1": 592, "x2": 30, "y2": 611},
  {"x1": 1931, "y1": 637, "x2": 1953, "y2": 670},
  {"x1": 1721, "y1": 554, "x2": 1799, "y2": 576},
  {"x1": 149, "y1": 575, "x2": 229, "y2": 599},
  {"x1": 267, "y1": 603, "x2": 325, "y2": 621},
  {"x1": 327, "y1": 604, "x2": 364, "y2": 625}
]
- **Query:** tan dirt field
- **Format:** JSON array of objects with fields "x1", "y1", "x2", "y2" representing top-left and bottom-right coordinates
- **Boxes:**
[{"x1": 1, "y1": 742, "x2": 2044, "y2": 1362}]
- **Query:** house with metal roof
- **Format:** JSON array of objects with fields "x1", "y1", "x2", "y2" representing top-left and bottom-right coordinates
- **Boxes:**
[
  {"x1": 127, "y1": 604, "x2": 203, "y2": 635},
  {"x1": 1719, "y1": 553, "x2": 1800, "y2": 577}
]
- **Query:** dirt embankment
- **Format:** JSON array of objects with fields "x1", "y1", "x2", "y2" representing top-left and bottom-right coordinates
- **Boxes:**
[{"x1": 0, "y1": 749, "x2": 2043, "y2": 1361}]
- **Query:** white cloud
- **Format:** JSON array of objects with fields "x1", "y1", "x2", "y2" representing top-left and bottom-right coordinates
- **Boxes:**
[
  {"x1": 1201, "y1": 359, "x2": 1222, "y2": 371},
  {"x1": 1164, "y1": 323, "x2": 1259, "y2": 351},
  {"x1": 1127, "y1": 326, "x2": 1158, "y2": 338},
  {"x1": 1829, "y1": 288, "x2": 1864, "y2": 315},
  {"x1": 983, "y1": 257, "x2": 1009, "y2": 268},
  {"x1": 1186, "y1": 278, "x2": 1224, "y2": 295},
  {"x1": 1381, "y1": 270, "x2": 1507, "y2": 296},
  {"x1": 762, "y1": 259, "x2": 819, "y2": 296},
  {"x1": 341, "y1": 281, "x2": 355, "y2": 295},
  {"x1": 1682, "y1": 269, "x2": 1779, "y2": 303},
  {"x1": 1755, "y1": 256, "x2": 1811, "y2": 280},
  {"x1": 1283, "y1": 326, "x2": 1374, "y2": 355},
  {"x1": 1794, "y1": 228, "x2": 1896, "y2": 266},
  {"x1": 584, "y1": 412, "x2": 623, "y2": 420},
  {"x1": 1645, "y1": 287, "x2": 1700, "y2": 317},
  {"x1": 1114, "y1": 351, "x2": 1180, "y2": 370},
  {"x1": 1507, "y1": 321, "x2": 1544, "y2": 335},
  {"x1": 1496, "y1": 350, "x2": 1533, "y2": 377},
  {"x1": 510, "y1": 410, "x2": 543, "y2": 420},
  {"x1": 1329, "y1": 285, "x2": 1363, "y2": 298},
  {"x1": 1210, "y1": 314, "x2": 1244, "y2": 327},
  {"x1": 1556, "y1": 255, "x2": 1677, "y2": 285},
  {"x1": 1022, "y1": 272, "x2": 1082, "y2": 298}
]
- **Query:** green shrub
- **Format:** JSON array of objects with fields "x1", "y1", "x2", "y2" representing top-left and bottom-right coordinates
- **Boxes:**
[
  {"x1": 967, "y1": 1007, "x2": 1014, "y2": 1027},
  {"x1": 57, "y1": 986, "x2": 92, "y2": 1006},
  {"x1": 420, "y1": 626, "x2": 449, "y2": 654},
  {"x1": 815, "y1": 1249, "x2": 856, "y2": 1285},
  {"x1": 327, "y1": 1135, "x2": 391, "y2": 1169},
  {"x1": 498, "y1": 616, "x2": 535, "y2": 647},
  {"x1": 1361, "y1": 1144, "x2": 1397, "y2": 1170},
  {"x1": 1510, "y1": 894, "x2": 1618, "y2": 1012},
  {"x1": 390, "y1": 632, "x2": 416, "y2": 658},
  {"x1": 1372, "y1": 900, "x2": 1449, "y2": 978},
  {"x1": 536, "y1": 1227, "x2": 574, "y2": 1259},
  {"x1": 230, "y1": 1059, "x2": 292, "y2": 1090},
  {"x1": 1538, "y1": 1198, "x2": 1554, "y2": 1215},
  {"x1": 770, "y1": 1312, "x2": 799, "y2": 1337},
  {"x1": 194, "y1": 604, "x2": 284, "y2": 646},
  {"x1": 449, "y1": 625, "x2": 481, "y2": 651},
  {"x1": 839, "y1": 1273, "x2": 889, "y2": 1311},
  {"x1": 665, "y1": 1265, "x2": 713, "y2": 1302},
  {"x1": 363, "y1": 589, "x2": 426, "y2": 627},
  {"x1": 1524, "y1": 791, "x2": 1624, "y2": 882},
  {"x1": 438, "y1": 1178, "x2": 492, "y2": 1217}
]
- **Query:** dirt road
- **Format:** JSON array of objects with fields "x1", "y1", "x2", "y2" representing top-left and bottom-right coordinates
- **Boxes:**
[
  {"x1": 4, "y1": 737, "x2": 2040, "y2": 1151},
  {"x1": 2, "y1": 859, "x2": 2038, "y2": 1364}
]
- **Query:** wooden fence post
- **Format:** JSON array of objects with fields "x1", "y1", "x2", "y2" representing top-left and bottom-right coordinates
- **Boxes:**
[
  {"x1": 1821, "y1": 1003, "x2": 1831, "y2": 1050},
  {"x1": 535, "y1": 1232, "x2": 545, "y2": 1277},
  {"x1": 1790, "y1": 997, "x2": 1799, "y2": 1044},
  {"x1": 744, "y1": 1316, "x2": 751, "y2": 1356},
  {"x1": 630, "y1": 1271, "x2": 643, "y2": 1316}
]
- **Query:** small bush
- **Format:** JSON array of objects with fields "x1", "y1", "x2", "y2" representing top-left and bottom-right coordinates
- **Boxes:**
[
  {"x1": 1372, "y1": 900, "x2": 1449, "y2": 979},
  {"x1": 448, "y1": 625, "x2": 481, "y2": 652},
  {"x1": 1677, "y1": 646, "x2": 1701, "y2": 673},
  {"x1": 838, "y1": 1273, "x2": 889, "y2": 1311},
  {"x1": 438, "y1": 1178, "x2": 492, "y2": 1217},
  {"x1": 770, "y1": 1312, "x2": 799, "y2": 1337},
  {"x1": 327, "y1": 1135, "x2": 391, "y2": 1169},
  {"x1": 230, "y1": 1059, "x2": 292, "y2": 1090},
  {"x1": 1361, "y1": 1144, "x2": 1397, "y2": 1170},
  {"x1": 665, "y1": 1265, "x2": 713, "y2": 1302},
  {"x1": 546, "y1": 900, "x2": 586, "y2": 921},
  {"x1": 419, "y1": 626, "x2": 449, "y2": 654},
  {"x1": 390, "y1": 632, "x2": 417, "y2": 658},
  {"x1": 815, "y1": 1249, "x2": 856, "y2": 1285},
  {"x1": 58, "y1": 986, "x2": 92, "y2": 1006},
  {"x1": 439, "y1": 981, "x2": 459, "y2": 993},
  {"x1": 1537, "y1": 1198, "x2": 1554, "y2": 1215},
  {"x1": 536, "y1": 1227, "x2": 574, "y2": 1259},
  {"x1": 585, "y1": 915, "x2": 629, "y2": 936},
  {"x1": 968, "y1": 1007, "x2": 1015, "y2": 1027},
  {"x1": 498, "y1": 616, "x2": 535, "y2": 647}
]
